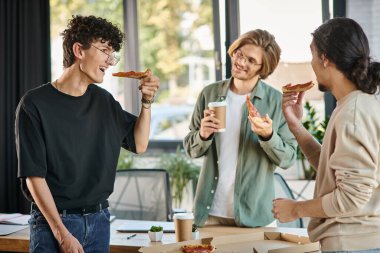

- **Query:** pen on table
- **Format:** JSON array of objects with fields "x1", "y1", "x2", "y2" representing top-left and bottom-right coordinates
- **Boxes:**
[{"x1": 126, "y1": 233, "x2": 137, "y2": 240}]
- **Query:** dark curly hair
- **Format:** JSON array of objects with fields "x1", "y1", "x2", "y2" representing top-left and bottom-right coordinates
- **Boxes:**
[
  {"x1": 61, "y1": 15, "x2": 124, "y2": 68},
  {"x1": 312, "y1": 17, "x2": 380, "y2": 94}
]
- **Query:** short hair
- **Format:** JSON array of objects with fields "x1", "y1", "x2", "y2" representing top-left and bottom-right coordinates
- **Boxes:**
[
  {"x1": 61, "y1": 15, "x2": 124, "y2": 68},
  {"x1": 312, "y1": 17, "x2": 380, "y2": 94},
  {"x1": 227, "y1": 29, "x2": 281, "y2": 79}
]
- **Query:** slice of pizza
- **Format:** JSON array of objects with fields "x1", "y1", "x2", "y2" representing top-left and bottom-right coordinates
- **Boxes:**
[
  {"x1": 282, "y1": 81, "x2": 314, "y2": 93},
  {"x1": 112, "y1": 69, "x2": 151, "y2": 79},
  {"x1": 181, "y1": 244, "x2": 215, "y2": 253},
  {"x1": 246, "y1": 95, "x2": 260, "y2": 118}
]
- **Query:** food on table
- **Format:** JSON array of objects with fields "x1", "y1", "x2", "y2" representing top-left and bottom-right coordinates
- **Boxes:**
[{"x1": 181, "y1": 244, "x2": 215, "y2": 253}]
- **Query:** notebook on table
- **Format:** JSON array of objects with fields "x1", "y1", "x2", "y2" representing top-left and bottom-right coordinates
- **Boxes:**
[
  {"x1": 0, "y1": 213, "x2": 30, "y2": 225},
  {"x1": 0, "y1": 225, "x2": 28, "y2": 236},
  {"x1": 116, "y1": 220, "x2": 175, "y2": 233}
]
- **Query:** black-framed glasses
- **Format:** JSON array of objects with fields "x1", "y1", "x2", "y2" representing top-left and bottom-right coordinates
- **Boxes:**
[
  {"x1": 91, "y1": 44, "x2": 120, "y2": 66},
  {"x1": 233, "y1": 49, "x2": 262, "y2": 67}
]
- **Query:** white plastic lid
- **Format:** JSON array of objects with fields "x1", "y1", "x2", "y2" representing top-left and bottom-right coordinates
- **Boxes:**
[
  {"x1": 208, "y1": 101, "x2": 227, "y2": 107},
  {"x1": 173, "y1": 213, "x2": 194, "y2": 220}
]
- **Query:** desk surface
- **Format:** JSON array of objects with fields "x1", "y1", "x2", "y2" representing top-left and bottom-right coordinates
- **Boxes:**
[{"x1": 0, "y1": 219, "x2": 308, "y2": 253}]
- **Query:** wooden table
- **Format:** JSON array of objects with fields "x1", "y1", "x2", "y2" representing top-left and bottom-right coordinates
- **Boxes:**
[{"x1": 0, "y1": 219, "x2": 308, "y2": 253}]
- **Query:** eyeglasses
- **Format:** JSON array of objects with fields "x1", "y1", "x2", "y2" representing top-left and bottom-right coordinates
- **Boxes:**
[
  {"x1": 91, "y1": 44, "x2": 120, "y2": 66},
  {"x1": 233, "y1": 49, "x2": 262, "y2": 67}
]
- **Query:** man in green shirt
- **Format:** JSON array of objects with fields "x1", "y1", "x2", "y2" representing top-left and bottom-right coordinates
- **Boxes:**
[{"x1": 184, "y1": 29, "x2": 297, "y2": 227}]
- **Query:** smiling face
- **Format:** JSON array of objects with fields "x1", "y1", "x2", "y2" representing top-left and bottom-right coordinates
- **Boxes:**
[
  {"x1": 231, "y1": 44, "x2": 263, "y2": 82},
  {"x1": 78, "y1": 39, "x2": 115, "y2": 84}
]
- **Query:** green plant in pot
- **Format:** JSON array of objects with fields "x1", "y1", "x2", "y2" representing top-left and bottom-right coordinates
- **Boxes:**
[
  {"x1": 160, "y1": 146, "x2": 200, "y2": 208},
  {"x1": 298, "y1": 101, "x2": 329, "y2": 180},
  {"x1": 148, "y1": 225, "x2": 163, "y2": 242}
]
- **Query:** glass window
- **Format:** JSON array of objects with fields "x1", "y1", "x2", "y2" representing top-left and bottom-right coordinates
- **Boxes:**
[
  {"x1": 239, "y1": 0, "x2": 325, "y2": 118},
  {"x1": 50, "y1": 0, "x2": 216, "y2": 142},
  {"x1": 347, "y1": 0, "x2": 380, "y2": 60},
  {"x1": 50, "y1": 0, "x2": 125, "y2": 102},
  {"x1": 137, "y1": 0, "x2": 216, "y2": 141}
]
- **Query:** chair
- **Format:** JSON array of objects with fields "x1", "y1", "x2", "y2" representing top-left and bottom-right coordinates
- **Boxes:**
[
  {"x1": 274, "y1": 172, "x2": 304, "y2": 228},
  {"x1": 108, "y1": 169, "x2": 173, "y2": 221}
]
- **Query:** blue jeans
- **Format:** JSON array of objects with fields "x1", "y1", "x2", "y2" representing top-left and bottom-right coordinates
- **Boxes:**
[
  {"x1": 29, "y1": 208, "x2": 111, "y2": 253},
  {"x1": 323, "y1": 249, "x2": 380, "y2": 253}
]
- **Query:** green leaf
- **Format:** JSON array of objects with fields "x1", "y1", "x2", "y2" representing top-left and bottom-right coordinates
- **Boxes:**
[
  {"x1": 160, "y1": 146, "x2": 200, "y2": 207},
  {"x1": 149, "y1": 225, "x2": 163, "y2": 232},
  {"x1": 297, "y1": 101, "x2": 330, "y2": 179}
]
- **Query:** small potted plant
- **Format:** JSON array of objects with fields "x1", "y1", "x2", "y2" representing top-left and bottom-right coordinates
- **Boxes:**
[
  {"x1": 192, "y1": 224, "x2": 200, "y2": 240},
  {"x1": 148, "y1": 225, "x2": 163, "y2": 242}
]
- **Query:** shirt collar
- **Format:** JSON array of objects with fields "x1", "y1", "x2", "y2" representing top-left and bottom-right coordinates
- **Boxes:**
[{"x1": 217, "y1": 78, "x2": 265, "y2": 101}]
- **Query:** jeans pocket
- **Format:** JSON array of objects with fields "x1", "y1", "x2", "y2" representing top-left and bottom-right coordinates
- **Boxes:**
[
  {"x1": 100, "y1": 208, "x2": 111, "y2": 223},
  {"x1": 29, "y1": 210, "x2": 50, "y2": 230}
]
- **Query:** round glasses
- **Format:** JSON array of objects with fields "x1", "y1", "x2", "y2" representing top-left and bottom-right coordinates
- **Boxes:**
[
  {"x1": 91, "y1": 44, "x2": 120, "y2": 66},
  {"x1": 233, "y1": 49, "x2": 262, "y2": 67}
]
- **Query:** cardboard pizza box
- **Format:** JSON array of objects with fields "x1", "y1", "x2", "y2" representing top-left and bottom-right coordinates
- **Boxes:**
[
  {"x1": 139, "y1": 232, "x2": 320, "y2": 253},
  {"x1": 139, "y1": 238, "x2": 213, "y2": 253},
  {"x1": 211, "y1": 232, "x2": 319, "y2": 253}
]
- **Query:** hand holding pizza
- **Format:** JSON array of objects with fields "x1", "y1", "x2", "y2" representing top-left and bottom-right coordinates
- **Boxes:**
[
  {"x1": 281, "y1": 81, "x2": 310, "y2": 131},
  {"x1": 248, "y1": 114, "x2": 273, "y2": 140},
  {"x1": 246, "y1": 96, "x2": 273, "y2": 140},
  {"x1": 113, "y1": 69, "x2": 160, "y2": 103},
  {"x1": 138, "y1": 69, "x2": 160, "y2": 102}
]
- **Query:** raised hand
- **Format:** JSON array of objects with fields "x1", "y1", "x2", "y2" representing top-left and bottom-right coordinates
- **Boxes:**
[
  {"x1": 139, "y1": 70, "x2": 160, "y2": 102},
  {"x1": 248, "y1": 114, "x2": 273, "y2": 140},
  {"x1": 200, "y1": 109, "x2": 220, "y2": 140},
  {"x1": 282, "y1": 91, "x2": 305, "y2": 131}
]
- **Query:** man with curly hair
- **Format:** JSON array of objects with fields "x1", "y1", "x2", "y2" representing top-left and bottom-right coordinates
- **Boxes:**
[{"x1": 15, "y1": 15, "x2": 159, "y2": 253}]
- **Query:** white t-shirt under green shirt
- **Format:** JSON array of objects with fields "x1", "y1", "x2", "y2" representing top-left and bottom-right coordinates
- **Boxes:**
[{"x1": 209, "y1": 89, "x2": 247, "y2": 218}]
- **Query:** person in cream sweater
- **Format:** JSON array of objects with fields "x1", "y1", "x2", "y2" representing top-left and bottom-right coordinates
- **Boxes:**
[{"x1": 273, "y1": 18, "x2": 380, "y2": 252}]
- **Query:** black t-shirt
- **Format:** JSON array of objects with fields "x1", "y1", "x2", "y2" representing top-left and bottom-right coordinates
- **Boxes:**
[{"x1": 15, "y1": 83, "x2": 137, "y2": 210}]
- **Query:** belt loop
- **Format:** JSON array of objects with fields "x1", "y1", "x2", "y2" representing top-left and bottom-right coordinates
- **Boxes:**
[
  {"x1": 99, "y1": 203, "x2": 102, "y2": 210},
  {"x1": 62, "y1": 210, "x2": 67, "y2": 218}
]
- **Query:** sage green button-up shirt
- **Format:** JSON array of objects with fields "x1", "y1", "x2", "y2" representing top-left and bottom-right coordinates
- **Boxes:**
[{"x1": 183, "y1": 78, "x2": 297, "y2": 227}]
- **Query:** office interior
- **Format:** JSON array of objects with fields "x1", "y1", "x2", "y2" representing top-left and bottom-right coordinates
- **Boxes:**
[{"x1": 1, "y1": 0, "x2": 379, "y2": 215}]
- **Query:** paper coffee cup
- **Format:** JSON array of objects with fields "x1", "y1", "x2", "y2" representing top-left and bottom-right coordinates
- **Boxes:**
[
  {"x1": 173, "y1": 213, "x2": 194, "y2": 242},
  {"x1": 208, "y1": 101, "x2": 227, "y2": 132}
]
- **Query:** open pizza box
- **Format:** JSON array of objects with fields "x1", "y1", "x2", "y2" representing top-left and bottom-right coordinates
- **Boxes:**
[{"x1": 139, "y1": 232, "x2": 320, "y2": 253}]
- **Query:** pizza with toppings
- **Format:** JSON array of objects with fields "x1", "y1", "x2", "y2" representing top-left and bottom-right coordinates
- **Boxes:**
[
  {"x1": 246, "y1": 95, "x2": 267, "y2": 123},
  {"x1": 246, "y1": 95, "x2": 260, "y2": 118},
  {"x1": 181, "y1": 244, "x2": 215, "y2": 253},
  {"x1": 282, "y1": 81, "x2": 314, "y2": 93},
  {"x1": 112, "y1": 69, "x2": 151, "y2": 79}
]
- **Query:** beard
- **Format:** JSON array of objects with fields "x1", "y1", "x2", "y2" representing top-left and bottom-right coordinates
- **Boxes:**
[{"x1": 318, "y1": 82, "x2": 329, "y2": 92}]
